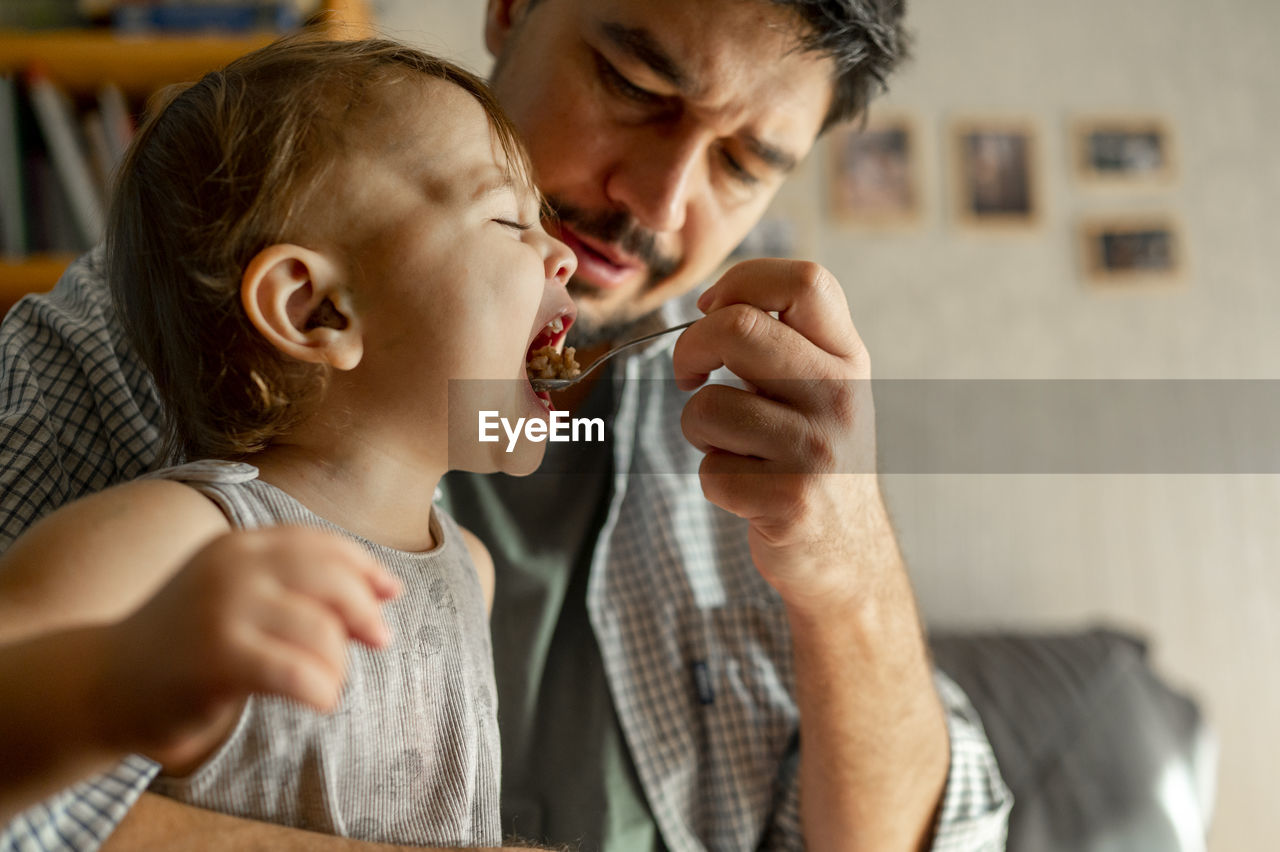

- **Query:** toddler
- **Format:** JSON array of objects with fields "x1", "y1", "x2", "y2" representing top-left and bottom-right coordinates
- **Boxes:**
[{"x1": 0, "y1": 33, "x2": 575, "y2": 847}]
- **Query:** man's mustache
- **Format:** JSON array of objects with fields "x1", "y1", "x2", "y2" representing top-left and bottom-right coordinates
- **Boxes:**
[{"x1": 546, "y1": 197, "x2": 681, "y2": 288}]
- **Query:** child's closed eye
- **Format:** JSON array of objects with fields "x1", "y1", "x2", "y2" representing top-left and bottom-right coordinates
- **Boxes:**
[{"x1": 494, "y1": 218, "x2": 533, "y2": 232}]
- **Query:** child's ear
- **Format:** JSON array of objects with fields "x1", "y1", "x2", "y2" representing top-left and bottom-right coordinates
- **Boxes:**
[{"x1": 241, "y1": 244, "x2": 362, "y2": 371}]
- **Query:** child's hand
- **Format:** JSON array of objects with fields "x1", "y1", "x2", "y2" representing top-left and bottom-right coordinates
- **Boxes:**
[{"x1": 98, "y1": 527, "x2": 402, "y2": 773}]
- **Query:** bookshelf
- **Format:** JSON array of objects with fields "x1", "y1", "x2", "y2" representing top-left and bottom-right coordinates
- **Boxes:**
[{"x1": 0, "y1": 0, "x2": 374, "y2": 311}]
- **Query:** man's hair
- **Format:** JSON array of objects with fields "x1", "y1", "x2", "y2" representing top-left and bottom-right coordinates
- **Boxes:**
[
  {"x1": 772, "y1": 0, "x2": 911, "y2": 131},
  {"x1": 106, "y1": 34, "x2": 534, "y2": 463}
]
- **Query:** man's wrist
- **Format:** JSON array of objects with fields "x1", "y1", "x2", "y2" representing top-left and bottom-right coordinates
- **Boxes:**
[{"x1": 772, "y1": 489, "x2": 907, "y2": 622}]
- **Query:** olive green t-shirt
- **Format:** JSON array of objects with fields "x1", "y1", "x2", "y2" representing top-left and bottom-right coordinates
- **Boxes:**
[{"x1": 439, "y1": 376, "x2": 666, "y2": 852}]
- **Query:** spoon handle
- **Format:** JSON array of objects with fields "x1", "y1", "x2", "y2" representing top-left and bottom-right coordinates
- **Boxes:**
[{"x1": 574, "y1": 319, "x2": 697, "y2": 379}]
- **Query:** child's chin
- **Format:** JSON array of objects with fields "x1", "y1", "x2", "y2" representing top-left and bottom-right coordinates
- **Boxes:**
[{"x1": 493, "y1": 441, "x2": 547, "y2": 477}]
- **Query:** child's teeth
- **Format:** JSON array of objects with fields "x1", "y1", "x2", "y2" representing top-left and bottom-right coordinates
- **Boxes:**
[{"x1": 549, "y1": 317, "x2": 563, "y2": 333}]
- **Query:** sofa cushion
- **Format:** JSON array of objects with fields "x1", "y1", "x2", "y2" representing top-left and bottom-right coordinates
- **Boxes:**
[{"x1": 930, "y1": 628, "x2": 1215, "y2": 851}]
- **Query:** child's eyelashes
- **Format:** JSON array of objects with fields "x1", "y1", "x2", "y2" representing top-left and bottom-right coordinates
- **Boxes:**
[{"x1": 494, "y1": 218, "x2": 534, "y2": 232}]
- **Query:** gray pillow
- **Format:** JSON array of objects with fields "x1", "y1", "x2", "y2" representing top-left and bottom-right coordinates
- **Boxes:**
[{"x1": 930, "y1": 628, "x2": 1215, "y2": 851}]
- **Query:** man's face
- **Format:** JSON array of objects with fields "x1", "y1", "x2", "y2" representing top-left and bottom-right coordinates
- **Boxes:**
[{"x1": 486, "y1": 0, "x2": 835, "y2": 343}]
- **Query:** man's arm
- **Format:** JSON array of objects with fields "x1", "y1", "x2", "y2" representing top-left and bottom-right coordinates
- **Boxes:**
[
  {"x1": 784, "y1": 501, "x2": 951, "y2": 851},
  {"x1": 673, "y1": 259, "x2": 1007, "y2": 850},
  {"x1": 104, "y1": 793, "x2": 544, "y2": 852}
]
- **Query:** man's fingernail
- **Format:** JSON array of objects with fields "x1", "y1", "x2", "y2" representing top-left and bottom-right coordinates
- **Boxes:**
[{"x1": 697, "y1": 289, "x2": 712, "y2": 311}]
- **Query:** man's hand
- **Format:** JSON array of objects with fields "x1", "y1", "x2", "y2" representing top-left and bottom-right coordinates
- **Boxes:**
[
  {"x1": 672, "y1": 258, "x2": 949, "y2": 851},
  {"x1": 98, "y1": 527, "x2": 403, "y2": 774},
  {"x1": 672, "y1": 258, "x2": 886, "y2": 614}
]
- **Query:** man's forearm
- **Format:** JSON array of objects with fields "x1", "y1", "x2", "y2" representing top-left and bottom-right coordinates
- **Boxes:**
[
  {"x1": 787, "y1": 483, "x2": 949, "y2": 852},
  {"x1": 103, "y1": 792, "x2": 548, "y2": 852}
]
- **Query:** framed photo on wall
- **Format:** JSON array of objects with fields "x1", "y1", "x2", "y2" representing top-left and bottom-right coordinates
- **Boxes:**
[
  {"x1": 950, "y1": 119, "x2": 1041, "y2": 228},
  {"x1": 1080, "y1": 216, "x2": 1183, "y2": 285},
  {"x1": 827, "y1": 114, "x2": 921, "y2": 226},
  {"x1": 1073, "y1": 117, "x2": 1175, "y2": 185}
]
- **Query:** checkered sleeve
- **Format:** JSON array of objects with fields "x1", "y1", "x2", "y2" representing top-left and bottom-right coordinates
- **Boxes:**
[
  {"x1": 0, "y1": 248, "x2": 163, "y2": 552},
  {"x1": 929, "y1": 670, "x2": 1013, "y2": 851},
  {"x1": 0, "y1": 756, "x2": 160, "y2": 852},
  {"x1": 0, "y1": 258, "x2": 166, "y2": 846},
  {"x1": 761, "y1": 670, "x2": 1011, "y2": 851}
]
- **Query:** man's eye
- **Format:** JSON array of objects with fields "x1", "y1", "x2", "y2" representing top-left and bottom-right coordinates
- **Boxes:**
[
  {"x1": 719, "y1": 148, "x2": 760, "y2": 187},
  {"x1": 595, "y1": 54, "x2": 663, "y2": 106}
]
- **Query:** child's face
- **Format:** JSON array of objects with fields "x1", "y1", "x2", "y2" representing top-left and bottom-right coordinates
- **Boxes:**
[{"x1": 325, "y1": 77, "x2": 577, "y2": 475}]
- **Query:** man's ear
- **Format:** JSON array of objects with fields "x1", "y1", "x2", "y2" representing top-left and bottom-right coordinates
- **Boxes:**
[
  {"x1": 485, "y1": 0, "x2": 534, "y2": 58},
  {"x1": 241, "y1": 244, "x2": 362, "y2": 371}
]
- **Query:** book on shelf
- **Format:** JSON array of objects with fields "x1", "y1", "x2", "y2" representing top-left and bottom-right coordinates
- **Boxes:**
[
  {"x1": 111, "y1": 1, "x2": 312, "y2": 35},
  {"x1": 81, "y1": 109, "x2": 114, "y2": 195},
  {"x1": 15, "y1": 78, "x2": 82, "y2": 255},
  {"x1": 25, "y1": 66, "x2": 105, "y2": 249},
  {"x1": 0, "y1": 74, "x2": 27, "y2": 260},
  {"x1": 1, "y1": 69, "x2": 137, "y2": 259},
  {"x1": 97, "y1": 82, "x2": 134, "y2": 167},
  {"x1": 27, "y1": 155, "x2": 83, "y2": 254}
]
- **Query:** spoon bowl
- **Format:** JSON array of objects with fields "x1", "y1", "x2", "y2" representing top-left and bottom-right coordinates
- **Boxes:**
[{"x1": 529, "y1": 319, "x2": 696, "y2": 392}]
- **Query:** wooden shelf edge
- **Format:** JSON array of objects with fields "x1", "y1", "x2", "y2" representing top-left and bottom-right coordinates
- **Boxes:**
[
  {"x1": 0, "y1": 29, "x2": 279, "y2": 94},
  {"x1": 0, "y1": 254, "x2": 74, "y2": 303}
]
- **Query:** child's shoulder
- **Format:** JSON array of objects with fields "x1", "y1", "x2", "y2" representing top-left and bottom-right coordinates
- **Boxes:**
[
  {"x1": 38, "y1": 475, "x2": 231, "y2": 549},
  {"x1": 452, "y1": 521, "x2": 494, "y2": 615},
  {"x1": 0, "y1": 476, "x2": 232, "y2": 637}
]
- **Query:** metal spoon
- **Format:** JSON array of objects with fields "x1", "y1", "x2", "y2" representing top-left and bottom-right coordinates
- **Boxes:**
[{"x1": 529, "y1": 319, "x2": 697, "y2": 392}]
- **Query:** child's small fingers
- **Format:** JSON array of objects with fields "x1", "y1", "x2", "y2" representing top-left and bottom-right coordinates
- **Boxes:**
[
  {"x1": 232, "y1": 633, "x2": 344, "y2": 712},
  {"x1": 253, "y1": 592, "x2": 349, "y2": 680},
  {"x1": 337, "y1": 542, "x2": 402, "y2": 601},
  {"x1": 279, "y1": 529, "x2": 399, "y2": 593},
  {"x1": 270, "y1": 540, "x2": 396, "y2": 649}
]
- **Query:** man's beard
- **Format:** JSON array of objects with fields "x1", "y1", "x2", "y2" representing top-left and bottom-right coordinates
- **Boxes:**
[
  {"x1": 548, "y1": 196, "x2": 681, "y2": 348},
  {"x1": 564, "y1": 282, "x2": 662, "y2": 349}
]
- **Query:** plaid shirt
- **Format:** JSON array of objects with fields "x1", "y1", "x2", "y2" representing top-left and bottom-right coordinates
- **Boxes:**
[{"x1": 0, "y1": 249, "x2": 1011, "y2": 850}]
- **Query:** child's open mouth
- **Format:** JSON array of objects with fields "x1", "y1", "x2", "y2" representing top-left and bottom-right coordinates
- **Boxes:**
[{"x1": 525, "y1": 314, "x2": 578, "y2": 410}]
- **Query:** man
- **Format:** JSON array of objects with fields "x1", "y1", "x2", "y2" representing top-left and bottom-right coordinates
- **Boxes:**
[{"x1": 0, "y1": 0, "x2": 1011, "y2": 850}]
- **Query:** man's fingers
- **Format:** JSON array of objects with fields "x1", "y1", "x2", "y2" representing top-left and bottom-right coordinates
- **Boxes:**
[
  {"x1": 681, "y1": 384, "x2": 815, "y2": 464},
  {"x1": 697, "y1": 259, "x2": 863, "y2": 360},
  {"x1": 695, "y1": 451, "x2": 807, "y2": 526},
  {"x1": 672, "y1": 305, "x2": 834, "y2": 395}
]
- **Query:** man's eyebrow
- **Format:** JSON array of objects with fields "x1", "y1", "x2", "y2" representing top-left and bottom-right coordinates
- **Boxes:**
[
  {"x1": 597, "y1": 21, "x2": 799, "y2": 175},
  {"x1": 745, "y1": 135, "x2": 799, "y2": 174},
  {"x1": 599, "y1": 21, "x2": 688, "y2": 91}
]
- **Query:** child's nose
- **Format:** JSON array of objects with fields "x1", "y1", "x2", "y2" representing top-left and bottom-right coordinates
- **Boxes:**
[{"x1": 545, "y1": 235, "x2": 577, "y2": 286}]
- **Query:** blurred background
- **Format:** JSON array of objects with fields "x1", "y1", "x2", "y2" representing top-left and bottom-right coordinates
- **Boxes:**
[{"x1": 1, "y1": 0, "x2": 1275, "y2": 848}]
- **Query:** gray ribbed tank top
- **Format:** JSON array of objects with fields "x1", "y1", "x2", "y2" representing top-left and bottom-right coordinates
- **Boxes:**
[{"x1": 145, "y1": 460, "x2": 501, "y2": 847}]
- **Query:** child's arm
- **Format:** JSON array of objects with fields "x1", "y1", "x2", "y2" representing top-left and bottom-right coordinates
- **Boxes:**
[
  {"x1": 0, "y1": 624, "x2": 133, "y2": 823},
  {"x1": 0, "y1": 483, "x2": 402, "y2": 781},
  {"x1": 458, "y1": 525, "x2": 495, "y2": 615},
  {"x1": 0, "y1": 479, "x2": 231, "y2": 641}
]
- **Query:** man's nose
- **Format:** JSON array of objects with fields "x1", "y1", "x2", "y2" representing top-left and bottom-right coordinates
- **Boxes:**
[{"x1": 604, "y1": 128, "x2": 704, "y2": 235}]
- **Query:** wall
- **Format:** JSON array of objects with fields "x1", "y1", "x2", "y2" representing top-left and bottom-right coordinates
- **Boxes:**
[
  {"x1": 373, "y1": 1, "x2": 1278, "y2": 849},
  {"x1": 809, "y1": 5, "x2": 1279, "y2": 851}
]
